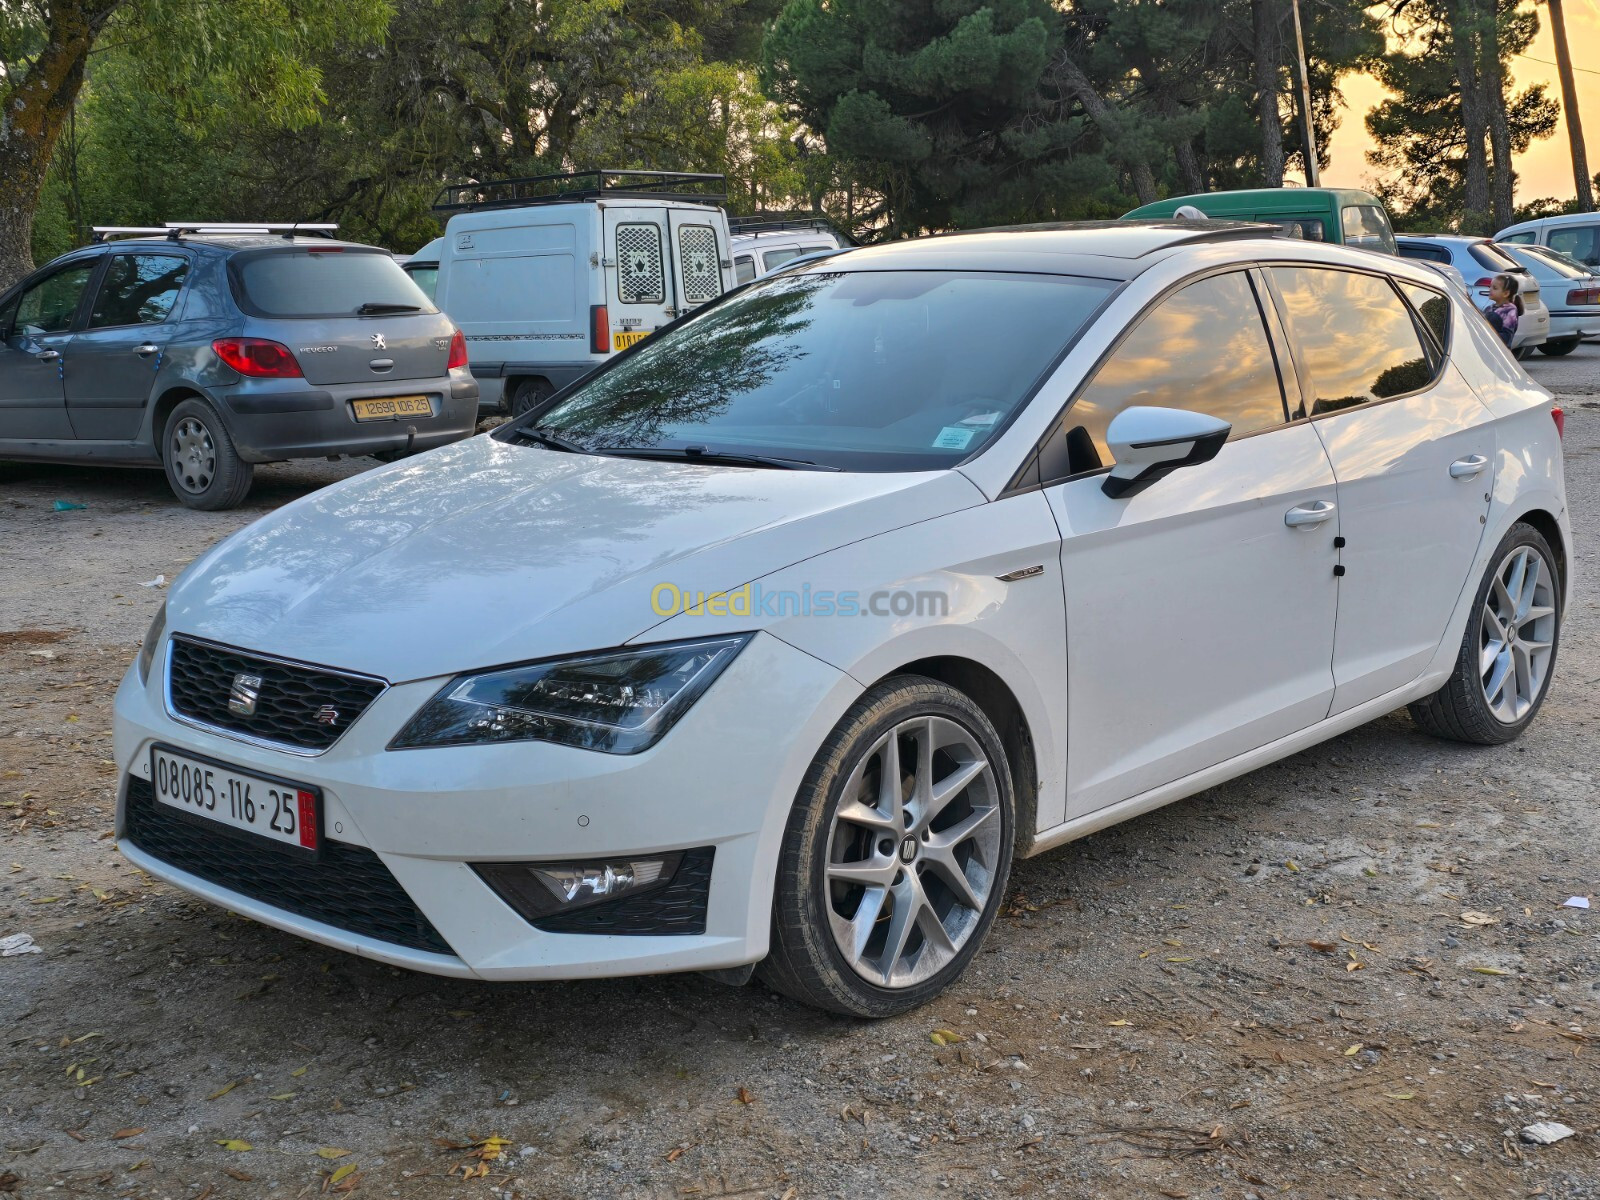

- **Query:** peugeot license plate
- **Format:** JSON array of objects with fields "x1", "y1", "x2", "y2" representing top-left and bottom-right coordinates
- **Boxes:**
[
  {"x1": 150, "y1": 745, "x2": 320, "y2": 853},
  {"x1": 352, "y1": 395, "x2": 432, "y2": 421}
]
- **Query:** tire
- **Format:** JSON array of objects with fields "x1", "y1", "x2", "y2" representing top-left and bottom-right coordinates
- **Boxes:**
[
  {"x1": 161, "y1": 399, "x2": 253, "y2": 511},
  {"x1": 1409, "y1": 522, "x2": 1561, "y2": 745},
  {"x1": 758, "y1": 676, "x2": 1015, "y2": 1017},
  {"x1": 1538, "y1": 339, "x2": 1579, "y2": 357},
  {"x1": 508, "y1": 378, "x2": 553, "y2": 419},
  {"x1": 1513, "y1": 345, "x2": 1534, "y2": 361}
]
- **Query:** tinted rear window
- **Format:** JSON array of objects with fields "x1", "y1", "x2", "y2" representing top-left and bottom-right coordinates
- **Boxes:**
[
  {"x1": 1469, "y1": 242, "x2": 1520, "y2": 272},
  {"x1": 231, "y1": 248, "x2": 435, "y2": 318}
]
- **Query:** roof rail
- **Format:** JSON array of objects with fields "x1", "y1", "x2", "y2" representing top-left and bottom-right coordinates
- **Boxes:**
[
  {"x1": 433, "y1": 170, "x2": 726, "y2": 215},
  {"x1": 727, "y1": 213, "x2": 845, "y2": 239},
  {"x1": 91, "y1": 222, "x2": 339, "y2": 243}
]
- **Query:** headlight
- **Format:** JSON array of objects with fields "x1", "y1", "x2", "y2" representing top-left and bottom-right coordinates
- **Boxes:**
[
  {"x1": 136, "y1": 602, "x2": 167, "y2": 685},
  {"x1": 390, "y1": 634, "x2": 751, "y2": 754}
]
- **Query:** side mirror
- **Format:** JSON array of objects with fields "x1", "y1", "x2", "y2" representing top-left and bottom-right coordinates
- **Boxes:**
[{"x1": 1101, "y1": 406, "x2": 1231, "y2": 499}]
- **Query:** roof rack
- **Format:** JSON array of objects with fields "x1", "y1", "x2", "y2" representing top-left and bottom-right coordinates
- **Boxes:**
[
  {"x1": 432, "y1": 170, "x2": 726, "y2": 215},
  {"x1": 727, "y1": 213, "x2": 846, "y2": 240},
  {"x1": 90, "y1": 223, "x2": 339, "y2": 243}
]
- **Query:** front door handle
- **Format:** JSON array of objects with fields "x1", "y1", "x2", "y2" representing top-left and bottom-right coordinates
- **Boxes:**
[
  {"x1": 36, "y1": 349, "x2": 61, "y2": 362},
  {"x1": 1449, "y1": 454, "x2": 1489, "y2": 480},
  {"x1": 134, "y1": 343, "x2": 160, "y2": 357},
  {"x1": 1284, "y1": 499, "x2": 1337, "y2": 529}
]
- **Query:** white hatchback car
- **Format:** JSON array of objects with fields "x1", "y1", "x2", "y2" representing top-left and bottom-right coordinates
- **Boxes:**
[{"x1": 115, "y1": 223, "x2": 1571, "y2": 1017}]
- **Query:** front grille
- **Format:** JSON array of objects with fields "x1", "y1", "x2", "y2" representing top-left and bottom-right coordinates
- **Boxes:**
[
  {"x1": 533, "y1": 848, "x2": 715, "y2": 935},
  {"x1": 124, "y1": 776, "x2": 452, "y2": 955},
  {"x1": 167, "y1": 636, "x2": 385, "y2": 752}
]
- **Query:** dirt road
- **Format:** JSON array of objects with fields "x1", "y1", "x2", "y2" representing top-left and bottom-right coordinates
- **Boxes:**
[{"x1": 3, "y1": 369, "x2": 1597, "y2": 1199}]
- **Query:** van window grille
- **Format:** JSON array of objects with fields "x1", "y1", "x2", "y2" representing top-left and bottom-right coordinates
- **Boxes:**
[
  {"x1": 677, "y1": 225, "x2": 720, "y2": 304},
  {"x1": 616, "y1": 224, "x2": 665, "y2": 304}
]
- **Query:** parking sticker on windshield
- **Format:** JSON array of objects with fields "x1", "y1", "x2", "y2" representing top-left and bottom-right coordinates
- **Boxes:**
[{"x1": 933, "y1": 427, "x2": 976, "y2": 450}]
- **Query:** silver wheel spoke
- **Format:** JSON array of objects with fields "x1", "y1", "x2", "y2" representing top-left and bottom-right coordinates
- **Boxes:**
[
  {"x1": 926, "y1": 803, "x2": 1000, "y2": 854},
  {"x1": 924, "y1": 758, "x2": 987, "y2": 826},
  {"x1": 877, "y1": 880, "x2": 920, "y2": 983},
  {"x1": 827, "y1": 857, "x2": 896, "y2": 888},
  {"x1": 922, "y1": 848, "x2": 985, "y2": 912},
  {"x1": 1479, "y1": 544, "x2": 1558, "y2": 725}
]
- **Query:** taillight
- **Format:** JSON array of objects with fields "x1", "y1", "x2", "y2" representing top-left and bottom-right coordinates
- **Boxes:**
[
  {"x1": 590, "y1": 304, "x2": 610, "y2": 355},
  {"x1": 1567, "y1": 287, "x2": 1599, "y2": 305},
  {"x1": 446, "y1": 328, "x2": 468, "y2": 370},
  {"x1": 1552, "y1": 406, "x2": 1564, "y2": 438},
  {"x1": 212, "y1": 337, "x2": 302, "y2": 378},
  {"x1": 1473, "y1": 277, "x2": 1494, "y2": 289}
]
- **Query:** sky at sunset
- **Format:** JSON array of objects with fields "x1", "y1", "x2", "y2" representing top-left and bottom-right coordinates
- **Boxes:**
[{"x1": 1310, "y1": 0, "x2": 1600, "y2": 207}]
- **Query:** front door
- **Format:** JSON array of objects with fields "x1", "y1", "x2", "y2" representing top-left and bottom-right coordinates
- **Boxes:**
[
  {"x1": 0, "y1": 260, "x2": 99, "y2": 442},
  {"x1": 1266, "y1": 265, "x2": 1495, "y2": 713},
  {"x1": 65, "y1": 252, "x2": 190, "y2": 441},
  {"x1": 1041, "y1": 269, "x2": 1341, "y2": 816}
]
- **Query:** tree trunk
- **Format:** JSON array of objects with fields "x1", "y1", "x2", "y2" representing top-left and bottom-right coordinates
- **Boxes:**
[
  {"x1": 1450, "y1": 0, "x2": 1493, "y2": 233},
  {"x1": 1482, "y1": 5, "x2": 1515, "y2": 228},
  {"x1": 1050, "y1": 52, "x2": 1157, "y2": 205},
  {"x1": 1546, "y1": 0, "x2": 1594, "y2": 210},
  {"x1": 0, "y1": 0, "x2": 123, "y2": 291},
  {"x1": 1252, "y1": 0, "x2": 1284, "y2": 187}
]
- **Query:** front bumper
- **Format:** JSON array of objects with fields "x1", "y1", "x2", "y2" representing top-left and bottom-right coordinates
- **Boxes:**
[
  {"x1": 215, "y1": 370, "x2": 480, "y2": 462},
  {"x1": 113, "y1": 631, "x2": 857, "y2": 981}
]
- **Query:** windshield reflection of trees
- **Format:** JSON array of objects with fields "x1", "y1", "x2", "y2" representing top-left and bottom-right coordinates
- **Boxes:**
[{"x1": 546, "y1": 276, "x2": 828, "y2": 447}]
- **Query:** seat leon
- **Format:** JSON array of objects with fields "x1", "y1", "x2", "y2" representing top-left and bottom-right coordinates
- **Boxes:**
[{"x1": 114, "y1": 222, "x2": 1570, "y2": 1017}]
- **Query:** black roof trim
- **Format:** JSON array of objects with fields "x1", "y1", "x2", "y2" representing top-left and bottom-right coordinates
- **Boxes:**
[{"x1": 433, "y1": 170, "x2": 726, "y2": 215}]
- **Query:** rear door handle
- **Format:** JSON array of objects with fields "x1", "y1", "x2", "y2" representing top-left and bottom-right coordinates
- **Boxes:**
[
  {"x1": 1449, "y1": 454, "x2": 1489, "y2": 479},
  {"x1": 1284, "y1": 500, "x2": 1337, "y2": 529},
  {"x1": 134, "y1": 343, "x2": 160, "y2": 357}
]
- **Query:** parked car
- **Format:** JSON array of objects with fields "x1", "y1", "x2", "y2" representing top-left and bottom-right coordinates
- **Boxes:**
[
  {"x1": 116, "y1": 222, "x2": 1569, "y2": 1015},
  {"x1": 1395, "y1": 235, "x2": 1550, "y2": 356},
  {"x1": 400, "y1": 244, "x2": 439, "y2": 301},
  {"x1": 1498, "y1": 241, "x2": 1600, "y2": 356},
  {"x1": 1496, "y1": 211, "x2": 1600, "y2": 269},
  {"x1": 1123, "y1": 187, "x2": 1399, "y2": 253},
  {"x1": 729, "y1": 216, "x2": 851, "y2": 283},
  {"x1": 0, "y1": 223, "x2": 478, "y2": 509},
  {"x1": 428, "y1": 170, "x2": 736, "y2": 416}
]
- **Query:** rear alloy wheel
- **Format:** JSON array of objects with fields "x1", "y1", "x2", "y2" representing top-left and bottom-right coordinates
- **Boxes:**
[
  {"x1": 161, "y1": 399, "x2": 253, "y2": 510},
  {"x1": 1538, "y1": 338, "x2": 1579, "y2": 356},
  {"x1": 508, "y1": 378, "x2": 553, "y2": 418},
  {"x1": 760, "y1": 677, "x2": 1014, "y2": 1016},
  {"x1": 1410, "y1": 522, "x2": 1560, "y2": 744}
]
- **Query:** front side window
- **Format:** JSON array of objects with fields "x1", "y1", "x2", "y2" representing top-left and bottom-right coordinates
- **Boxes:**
[
  {"x1": 1264, "y1": 218, "x2": 1328, "y2": 242},
  {"x1": 734, "y1": 255, "x2": 756, "y2": 284},
  {"x1": 528, "y1": 269, "x2": 1115, "y2": 472},
  {"x1": 89, "y1": 254, "x2": 188, "y2": 328},
  {"x1": 1341, "y1": 205, "x2": 1398, "y2": 254},
  {"x1": 1272, "y1": 266, "x2": 1435, "y2": 414},
  {"x1": 14, "y1": 263, "x2": 98, "y2": 336},
  {"x1": 1053, "y1": 271, "x2": 1287, "y2": 476},
  {"x1": 231, "y1": 248, "x2": 434, "y2": 318},
  {"x1": 1548, "y1": 224, "x2": 1599, "y2": 266}
]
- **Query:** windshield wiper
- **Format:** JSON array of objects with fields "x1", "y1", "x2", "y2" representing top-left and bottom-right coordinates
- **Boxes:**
[
  {"x1": 505, "y1": 425, "x2": 593, "y2": 454},
  {"x1": 598, "y1": 445, "x2": 841, "y2": 471},
  {"x1": 356, "y1": 301, "x2": 422, "y2": 314}
]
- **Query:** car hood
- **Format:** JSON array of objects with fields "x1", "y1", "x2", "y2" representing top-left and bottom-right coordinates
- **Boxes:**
[{"x1": 168, "y1": 436, "x2": 985, "y2": 681}]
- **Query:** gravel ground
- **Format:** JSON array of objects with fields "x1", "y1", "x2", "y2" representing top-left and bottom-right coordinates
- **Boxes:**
[{"x1": 2, "y1": 357, "x2": 1598, "y2": 1200}]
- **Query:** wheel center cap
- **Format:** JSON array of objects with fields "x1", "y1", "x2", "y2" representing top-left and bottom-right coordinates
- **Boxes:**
[{"x1": 898, "y1": 835, "x2": 919, "y2": 863}]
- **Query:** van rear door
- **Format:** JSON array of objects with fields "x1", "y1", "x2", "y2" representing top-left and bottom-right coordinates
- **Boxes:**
[
  {"x1": 604, "y1": 208, "x2": 675, "y2": 352},
  {"x1": 666, "y1": 209, "x2": 730, "y2": 317}
]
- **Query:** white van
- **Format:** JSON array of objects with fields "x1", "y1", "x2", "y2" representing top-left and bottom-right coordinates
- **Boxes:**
[
  {"x1": 1496, "y1": 211, "x2": 1600, "y2": 270},
  {"x1": 729, "y1": 217, "x2": 849, "y2": 284},
  {"x1": 425, "y1": 171, "x2": 736, "y2": 415}
]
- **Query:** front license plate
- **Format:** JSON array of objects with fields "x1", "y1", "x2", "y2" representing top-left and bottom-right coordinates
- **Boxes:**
[
  {"x1": 352, "y1": 395, "x2": 433, "y2": 421},
  {"x1": 150, "y1": 745, "x2": 320, "y2": 854},
  {"x1": 612, "y1": 331, "x2": 649, "y2": 351}
]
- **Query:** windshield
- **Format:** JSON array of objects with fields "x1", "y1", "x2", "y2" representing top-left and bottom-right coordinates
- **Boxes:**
[
  {"x1": 1341, "y1": 205, "x2": 1398, "y2": 255},
  {"x1": 231, "y1": 248, "x2": 436, "y2": 318},
  {"x1": 525, "y1": 269, "x2": 1114, "y2": 471}
]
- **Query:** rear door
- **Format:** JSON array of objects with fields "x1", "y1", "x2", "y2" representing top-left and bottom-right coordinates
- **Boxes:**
[
  {"x1": 65, "y1": 251, "x2": 190, "y2": 440},
  {"x1": 230, "y1": 246, "x2": 448, "y2": 386},
  {"x1": 0, "y1": 259, "x2": 99, "y2": 441},
  {"x1": 605, "y1": 208, "x2": 675, "y2": 350},
  {"x1": 1267, "y1": 265, "x2": 1495, "y2": 714},
  {"x1": 666, "y1": 208, "x2": 728, "y2": 316}
]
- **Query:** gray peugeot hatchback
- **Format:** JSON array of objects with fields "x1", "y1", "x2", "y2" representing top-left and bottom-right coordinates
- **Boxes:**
[{"x1": 0, "y1": 224, "x2": 479, "y2": 509}]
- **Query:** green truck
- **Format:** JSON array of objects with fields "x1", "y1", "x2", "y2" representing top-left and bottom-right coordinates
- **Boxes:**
[{"x1": 1123, "y1": 188, "x2": 1398, "y2": 255}]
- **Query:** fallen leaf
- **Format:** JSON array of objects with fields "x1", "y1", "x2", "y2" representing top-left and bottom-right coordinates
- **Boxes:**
[
  {"x1": 1460, "y1": 911, "x2": 1499, "y2": 926},
  {"x1": 206, "y1": 1079, "x2": 242, "y2": 1101},
  {"x1": 1107, "y1": 1019, "x2": 1133, "y2": 1027},
  {"x1": 214, "y1": 1139, "x2": 252, "y2": 1152},
  {"x1": 224, "y1": 1169, "x2": 253, "y2": 1182},
  {"x1": 290, "y1": 1066, "x2": 309, "y2": 1078},
  {"x1": 1344, "y1": 1044, "x2": 1362, "y2": 1056},
  {"x1": 1384, "y1": 1092, "x2": 1415, "y2": 1100},
  {"x1": 1286, "y1": 860, "x2": 1300, "y2": 872},
  {"x1": 315, "y1": 1147, "x2": 352, "y2": 1160},
  {"x1": 1306, "y1": 940, "x2": 1337, "y2": 954},
  {"x1": 268, "y1": 1093, "x2": 296, "y2": 1101},
  {"x1": 665, "y1": 1147, "x2": 686, "y2": 1162},
  {"x1": 1166, "y1": 956, "x2": 1194, "y2": 963},
  {"x1": 112, "y1": 1128, "x2": 146, "y2": 1139},
  {"x1": 328, "y1": 1162, "x2": 358, "y2": 1186},
  {"x1": 736, "y1": 1087, "x2": 755, "y2": 1104},
  {"x1": 469, "y1": 1136, "x2": 511, "y2": 1161},
  {"x1": 930, "y1": 1029, "x2": 963, "y2": 1046},
  {"x1": 1470, "y1": 966, "x2": 1512, "y2": 976}
]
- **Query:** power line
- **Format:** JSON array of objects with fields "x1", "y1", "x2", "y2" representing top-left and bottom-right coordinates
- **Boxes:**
[{"x1": 1515, "y1": 52, "x2": 1600, "y2": 76}]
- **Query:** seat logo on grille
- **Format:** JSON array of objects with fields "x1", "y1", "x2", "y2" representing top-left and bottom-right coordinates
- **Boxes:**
[{"x1": 227, "y1": 673, "x2": 263, "y2": 717}]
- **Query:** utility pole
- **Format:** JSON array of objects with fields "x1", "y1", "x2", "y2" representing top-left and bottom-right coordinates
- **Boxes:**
[
  {"x1": 1291, "y1": 0, "x2": 1320, "y2": 186},
  {"x1": 1546, "y1": 0, "x2": 1594, "y2": 211}
]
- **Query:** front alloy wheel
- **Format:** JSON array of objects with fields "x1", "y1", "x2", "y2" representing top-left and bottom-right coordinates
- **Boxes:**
[{"x1": 761, "y1": 677, "x2": 1014, "y2": 1016}]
